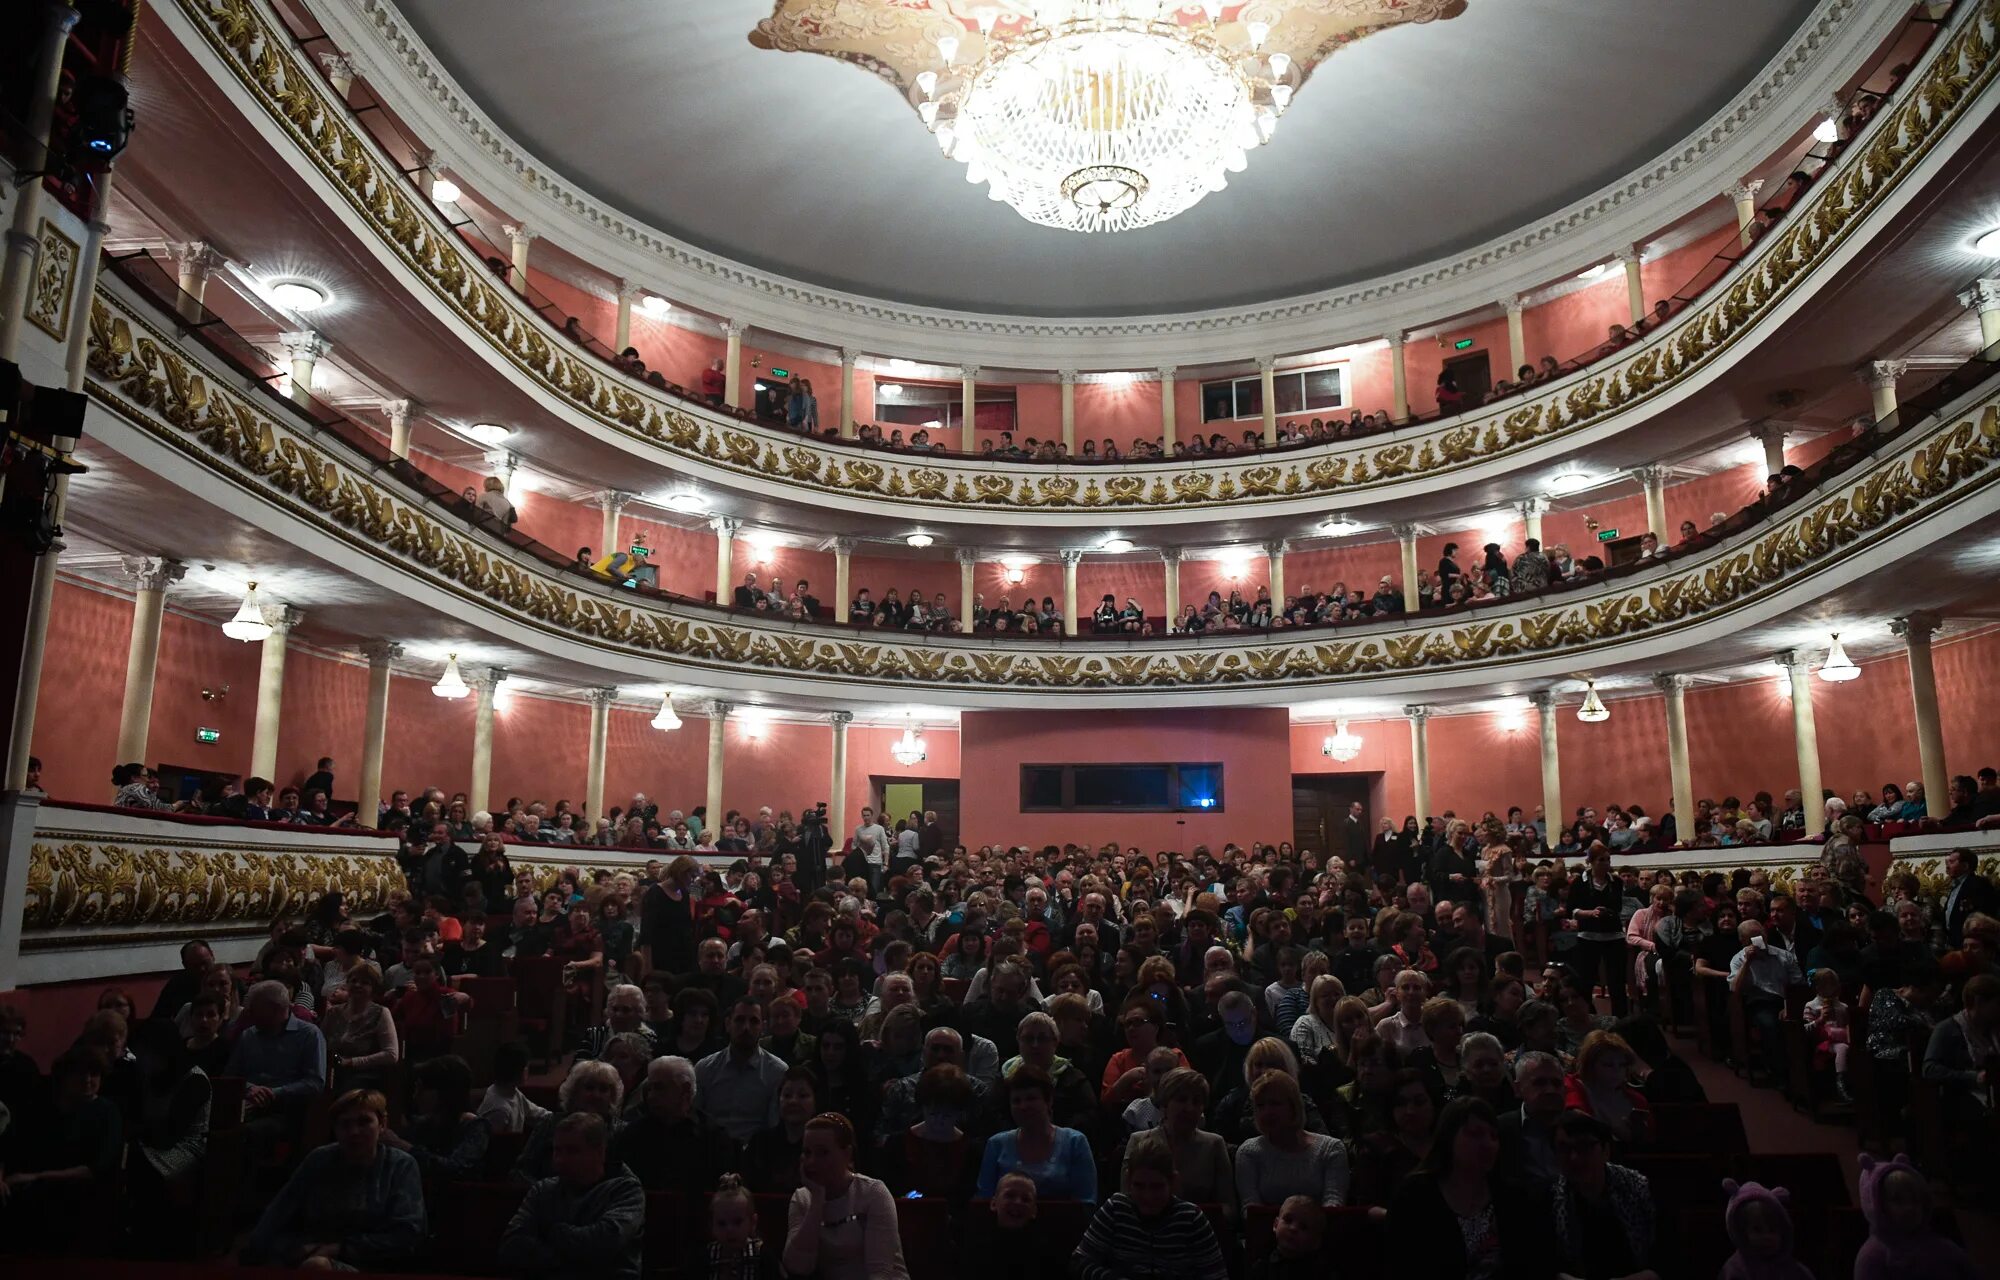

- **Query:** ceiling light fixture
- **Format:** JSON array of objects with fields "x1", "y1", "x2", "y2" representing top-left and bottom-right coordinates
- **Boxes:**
[
  {"x1": 915, "y1": 4, "x2": 1294, "y2": 233},
  {"x1": 1100, "y1": 537, "x2": 1134, "y2": 554},
  {"x1": 1548, "y1": 469, "x2": 1594, "y2": 494},
  {"x1": 891, "y1": 720, "x2": 928, "y2": 767},
  {"x1": 222, "y1": 582, "x2": 273, "y2": 642},
  {"x1": 1576, "y1": 681, "x2": 1609, "y2": 723},
  {"x1": 663, "y1": 490, "x2": 710, "y2": 516},
  {"x1": 640, "y1": 294, "x2": 670, "y2": 318},
  {"x1": 1813, "y1": 116, "x2": 1840, "y2": 144},
  {"x1": 1577, "y1": 262, "x2": 1614, "y2": 280},
  {"x1": 1817, "y1": 632, "x2": 1860, "y2": 682},
  {"x1": 906, "y1": 533, "x2": 935, "y2": 549},
  {"x1": 1975, "y1": 226, "x2": 2000, "y2": 257},
  {"x1": 1321, "y1": 718, "x2": 1364, "y2": 762},
  {"x1": 888, "y1": 358, "x2": 919, "y2": 373},
  {"x1": 268, "y1": 280, "x2": 326, "y2": 310},
  {"x1": 429, "y1": 175, "x2": 461, "y2": 204},
  {"x1": 432, "y1": 653, "x2": 470, "y2": 699},
  {"x1": 464, "y1": 422, "x2": 513, "y2": 446},
  {"x1": 651, "y1": 693, "x2": 682, "y2": 732}
]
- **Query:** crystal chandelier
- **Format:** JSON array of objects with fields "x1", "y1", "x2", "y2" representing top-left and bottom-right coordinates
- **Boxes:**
[
  {"x1": 918, "y1": 2, "x2": 1292, "y2": 233},
  {"x1": 1321, "y1": 718, "x2": 1363, "y2": 762},
  {"x1": 891, "y1": 723, "x2": 929, "y2": 766}
]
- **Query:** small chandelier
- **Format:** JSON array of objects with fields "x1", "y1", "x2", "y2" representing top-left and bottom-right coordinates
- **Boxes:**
[
  {"x1": 1576, "y1": 682, "x2": 1609, "y2": 723},
  {"x1": 1321, "y1": 718, "x2": 1363, "y2": 762},
  {"x1": 1817, "y1": 633, "x2": 1860, "y2": 682},
  {"x1": 222, "y1": 582, "x2": 273, "y2": 642},
  {"x1": 891, "y1": 723, "x2": 928, "y2": 767},
  {"x1": 432, "y1": 653, "x2": 470, "y2": 699},
  {"x1": 916, "y1": 2, "x2": 1292, "y2": 233},
  {"x1": 651, "y1": 693, "x2": 683, "y2": 732}
]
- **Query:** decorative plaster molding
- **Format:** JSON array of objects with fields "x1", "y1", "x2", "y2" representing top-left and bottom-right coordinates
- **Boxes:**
[{"x1": 306, "y1": 0, "x2": 1901, "y2": 365}]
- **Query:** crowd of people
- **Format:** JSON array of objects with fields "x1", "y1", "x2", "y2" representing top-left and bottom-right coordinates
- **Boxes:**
[{"x1": 13, "y1": 751, "x2": 1998, "y2": 1275}]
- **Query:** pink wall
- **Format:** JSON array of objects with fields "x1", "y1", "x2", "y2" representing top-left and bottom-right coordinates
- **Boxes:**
[
  {"x1": 1180, "y1": 555, "x2": 1270, "y2": 611},
  {"x1": 1075, "y1": 380, "x2": 1164, "y2": 450},
  {"x1": 846, "y1": 724, "x2": 963, "y2": 835},
  {"x1": 959, "y1": 707, "x2": 1294, "y2": 849},
  {"x1": 1077, "y1": 559, "x2": 1167, "y2": 617}
]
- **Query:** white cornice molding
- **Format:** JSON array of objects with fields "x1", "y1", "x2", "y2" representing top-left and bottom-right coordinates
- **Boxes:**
[{"x1": 320, "y1": 0, "x2": 1895, "y2": 367}]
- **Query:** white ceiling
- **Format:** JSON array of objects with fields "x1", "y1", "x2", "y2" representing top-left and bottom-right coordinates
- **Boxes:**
[{"x1": 389, "y1": 0, "x2": 1819, "y2": 317}]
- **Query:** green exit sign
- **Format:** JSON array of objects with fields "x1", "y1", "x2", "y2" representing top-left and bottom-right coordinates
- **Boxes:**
[
  {"x1": 628, "y1": 544, "x2": 651, "y2": 557},
  {"x1": 768, "y1": 367, "x2": 790, "y2": 379},
  {"x1": 1453, "y1": 338, "x2": 1475, "y2": 351},
  {"x1": 195, "y1": 727, "x2": 221, "y2": 743},
  {"x1": 1596, "y1": 528, "x2": 1620, "y2": 543}
]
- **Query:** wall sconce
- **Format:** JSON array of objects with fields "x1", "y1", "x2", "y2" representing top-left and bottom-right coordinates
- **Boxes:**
[
  {"x1": 1005, "y1": 566, "x2": 1025, "y2": 584},
  {"x1": 201, "y1": 683, "x2": 230, "y2": 702}
]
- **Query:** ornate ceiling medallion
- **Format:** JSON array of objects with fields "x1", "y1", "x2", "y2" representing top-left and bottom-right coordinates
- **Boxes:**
[{"x1": 752, "y1": 1, "x2": 1467, "y2": 233}]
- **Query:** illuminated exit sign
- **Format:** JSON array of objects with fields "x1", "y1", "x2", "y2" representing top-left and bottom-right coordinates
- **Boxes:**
[
  {"x1": 195, "y1": 727, "x2": 221, "y2": 743},
  {"x1": 1453, "y1": 338, "x2": 1475, "y2": 351}
]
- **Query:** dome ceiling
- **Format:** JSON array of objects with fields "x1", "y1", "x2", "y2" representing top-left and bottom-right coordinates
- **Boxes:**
[{"x1": 391, "y1": 0, "x2": 1818, "y2": 317}]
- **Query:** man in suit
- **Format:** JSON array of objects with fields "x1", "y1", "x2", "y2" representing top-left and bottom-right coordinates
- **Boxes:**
[
  {"x1": 730, "y1": 571, "x2": 761, "y2": 609},
  {"x1": 1342, "y1": 800, "x2": 1368, "y2": 867},
  {"x1": 1942, "y1": 847, "x2": 1998, "y2": 949},
  {"x1": 1497, "y1": 1050, "x2": 1566, "y2": 1194}
]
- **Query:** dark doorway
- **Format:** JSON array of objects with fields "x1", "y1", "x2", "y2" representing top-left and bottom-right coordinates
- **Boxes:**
[
  {"x1": 1444, "y1": 350, "x2": 1493, "y2": 403},
  {"x1": 1293, "y1": 774, "x2": 1374, "y2": 864},
  {"x1": 874, "y1": 776, "x2": 960, "y2": 848}
]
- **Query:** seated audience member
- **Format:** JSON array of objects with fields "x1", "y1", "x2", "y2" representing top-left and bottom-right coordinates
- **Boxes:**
[
  {"x1": 0, "y1": 1002, "x2": 40, "y2": 1119},
  {"x1": 1388, "y1": 1097, "x2": 1556, "y2": 1279},
  {"x1": 179, "y1": 992, "x2": 234, "y2": 1077},
  {"x1": 500, "y1": 1112, "x2": 646, "y2": 1280},
  {"x1": 1350, "y1": 1069, "x2": 1437, "y2": 1205},
  {"x1": 696, "y1": 996, "x2": 789, "y2": 1142},
  {"x1": 580, "y1": 983, "x2": 656, "y2": 1060},
  {"x1": 0, "y1": 1047, "x2": 122, "y2": 1244},
  {"x1": 224, "y1": 979, "x2": 328, "y2": 1140},
  {"x1": 1719, "y1": 1179, "x2": 1813, "y2": 1280},
  {"x1": 975, "y1": 1063, "x2": 1097, "y2": 1201},
  {"x1": 1234, "y1": 1071, "x2": 1349, "y2": 1207},
  {"x1": 1551, "y1": 1109, "x2": 1657, "y2": 1280},
  {"x1": 693, "y1": 1171, "x2": 782, "y2": 1280},
  {"x1": 1614, "y1": 1014, "x2": 1707, "y2": 1106},
  {"x1": 1212, "y1": 1035, "x2": 1327, "y2": 1145},
  {"x1": 1563, "y1": 1029, "x2": 1655, "y2": 1143},
  {"x1": 393, "y1": 954, "x2": 472, "y2": 1062},
  {"x1": 783, "y1": 1112, "x2": 909, "y2": 1280},
  {"x1": 887, "y1": 1062, "x2": 979, "y2": 1198},
  {"x1": 385, "y1": 1053, "x2": 489, "y2": 1179},
  {"x1": 1072, "y1": 1140, "x2": 1229, "y2": 1280},
  {"x1": 1497, "y1": 1050, "x2": 1567, "y2": 1194},
  {"x1": 1852, "y1": 1153, "x2": 1982, "y2": 1280},
  {"x1": 479, "y1": 1040, "x2": 551, "y2": 1135},
  {"x1": 1922, "y1": 972, "x2": 1999, "y2": 1130},
  {"x1": 514, "y1": 1059, "x2": 624, "y2": 1183},
  {"x1": 744, "y1": 1066, "x2": 819, "y2": 1195},
  {"x1": 1729, "y1": 919, "x2": 1806, "y2": 1081},
  {"x1": 319, "y1": 960, "x2": 400, "y2": 1090},
  {"x1": 613, "y1": 1054, "x2": 737, "y2": 1194},
  {"x1": 1006, "y1": 1010, "x2": 1097, "y2": 1132},
  {"x1": 964, "y1": 1172, "x2": 1070, "y2": 1280},
  {"x1": 1121, "y1": 1044, "x2": 1184, "y2": 1133},
  {"x1": 1123, "y1": 1069, "x2": 1237, "y2": 1215},
  {"x1": 242, "y1": 1088, "x2": 425, "y2": 1271},
  {"x1": 1249, "y1": 1195, "x2": 1329, "y2": 1280}
]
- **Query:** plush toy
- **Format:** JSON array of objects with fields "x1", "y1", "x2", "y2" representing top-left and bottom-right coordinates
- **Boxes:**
[
  {"x1": 1852, "y1": 1153, "x2": 1980, "y2": 1280},
  {"x1": 1718, "y1": 1179, "x2": 1814, "y2": 1280}
]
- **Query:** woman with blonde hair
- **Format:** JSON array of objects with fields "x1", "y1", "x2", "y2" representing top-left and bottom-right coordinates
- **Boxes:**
[
  {"x1": 1233, "y1": 1071, "x2": 1349, "y2": 1207},
  {"x1": 1288, "y1": 975, "x2": 1349, "y2": 1063},
  {"x1": 1213, "y1": 1035, "x2": 1327, "y2": 1145},
  {"x1": 1122, "y1": 1069, "x2": 1236, "y2": 1218}
]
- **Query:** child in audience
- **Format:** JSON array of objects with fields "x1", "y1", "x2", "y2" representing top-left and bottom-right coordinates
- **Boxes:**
[
  {"x1": 477, "y1": 1041, "x2": 549, "y2": 1134},
  {"x1": 966, "y1": 1171, "x2": 1071, "y2": 1279},
  {"x1": 1854, "y1": 1153, "x2": 1980, "y2": 1280},
  {"x1": 1802, "y1": 966, "x2": 1853, "y2": 1101},
  {"x1": 1718, "y1": 1180, "x2": 1813, "y2": 1280},
  {"x1": 393, "y1": 955, "x2": 472, "y2": 1061},
  {"x1": 1249, "y1": 1195, "x2": 1326, "y2": 1280},
  {"x1": 693, "y1": 1172, "x2": 779, "y2": 1279},
  {"x1": 1121, "y1": 1045, "x2": 1183, "y2": 1133}
]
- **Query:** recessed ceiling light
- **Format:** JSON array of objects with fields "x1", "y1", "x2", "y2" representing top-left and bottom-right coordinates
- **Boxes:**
[
  {"x1": 1100, "y1": 538, "x2": 1134, "y2": 553},
  {"x1": 664, "y1": 490, "x2": 709, "y2": 516},
  {"x1": 906, "y1": 533, "x2": 934, "y2": 549},
  {"x1": 640, "y1": 295, "x2": 670, "y2": 318},
  {"x1": 1976, "y1": 227, "x2": 2000, "y2": 257},
  {"x1": 888, "y1": 358, "x2": 919, "y2": 373},
  {"x1": 464, "y1": 422, "x2": 513, "y2": 445},
  {"x1": 1103, "y1": 372, "x2": 1135, "y2": 387},
  {"x1": 1577, "y1": 263, "x2": 1613, "y2": 280},
  {"x1": 429, "y1": 176, "x2": 461, "y2": 204},
  {"x1": 1549, "y1": 470, "x2": 1594, "y2": 493},
  {"x1": 268, "y1": 280, "x2": 326, "y2": 310}
]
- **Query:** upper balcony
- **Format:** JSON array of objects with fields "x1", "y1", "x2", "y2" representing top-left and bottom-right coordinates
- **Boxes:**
[{"x1": 111, "y1": 0, "x2": 1995, "y2": 537}]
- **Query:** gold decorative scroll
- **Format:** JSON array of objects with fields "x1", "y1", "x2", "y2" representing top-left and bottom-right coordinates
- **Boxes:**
[{"x1": 24, "y1": 835, "x2": 399, "y2": 931}]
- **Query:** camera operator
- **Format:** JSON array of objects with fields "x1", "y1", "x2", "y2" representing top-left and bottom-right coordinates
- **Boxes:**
[{"x1": 797, "y1": 802, "x2": 831, "y2": 893}]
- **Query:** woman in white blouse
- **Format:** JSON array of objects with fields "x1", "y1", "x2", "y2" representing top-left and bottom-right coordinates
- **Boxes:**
[{"x1": 784, "y1": 1112, "x2": 908, "y2": 1280}]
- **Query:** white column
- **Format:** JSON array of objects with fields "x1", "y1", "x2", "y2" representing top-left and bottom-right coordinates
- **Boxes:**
[
  {"x1": 248, "y1": 605, "x2": 303, "y2": 782},
  {"x1": 1751, "y1": 423, "x2": 1787, "y2": 477},
  {"x1": 319, "y1": 51, "x2": 356, "y2": 97},
  {"x1": 705, "y1": 702, "x2": 730, "y2": 821},
  {"x1": 1655, "y1": 674, "x2": 1695, "y2": 844},
  {"x1": 1620, "y1": 248, "x2": 1645, "y2": 325},
  {"x1": 379, "y1": 398, "x2": 413, "y2": 460},
  {"x1": 1863, "y1": 359, "x2": 1907, "y2": 423},
  {"x1": 1780, "y1": 650, "x2": 1826, "y2": 837},
  {"x1": 1392, "y1": 522, "x2": 1421, "y2": 609},
  {"x1": 468, "y1": 667, "x2": 506, "y2": 815},
  {"x1": 1530, "y1": 690, "x2": 1563, "y2": 835},
  {"x1": 1504, "y1": 297, "x2": 1527, "y2": 377},
  {"x1": 1258, "y1": 355, "x2": 1279, "y2": 444},
  {"x1": 1158, "y1": 366, "x2": 1178, "y2": 454},
  {"x1": 956, "y1": 548, "x2": 978, "y2": 628},
  {"x1": 597, "y1": 490, "x2": 631, "y2": 560},
  {"x1": 172, "y1": 241, "x2": 221, "y2": 323},
  {"x1": 356, "y1": 642, "x2": 401, "y2": 824},
  {"x1": 63, "y1": 171, "x2": 117, "y2": 392},
  {"x1": 1634, "y1": 464, "x2": 1671, "y2": 538},
  {"x1": 0, "y1": 1, "x2": 80, "y2": 363},
  {"x1": 1162, "y1": 548, "x2": 1182, "y2": 626},
  {"x1": 1059, "y1": 369, "x2": 1078, "y2": 450},
  {"x1": 1518, "y1": 497, "x2": 1546, "y2": 546},
  {"x1": 840, "y1": 348, "x2": 861, "y2": 438},
  {"x1": 614, "y1": 285, "x2": 636, "y2": 352},
  {"x1": 710, "y1": 516, "x2": 738, "y2": 604},
  {"x1": 960, "y1": 365, "x2": 980, "y2": 453},
  {"x1": 585, "y1": 687, "x2": 615, "y2": 829},
  {"x1": 723, "y1": 321, "x2": 747, "y2": 409},
  {"x1": 1892, "y1": 614, "x2": 1949, "y2": 819},
  {"x1": 1406, "y1": 706, "x2": 1433, "y2": 821},
  {"x1": 0, "y1": 790, "x2": 44, "y2": 991},
  {"x1": 1957, "y1": 279, "x2": 2000, "y2": 349},
  {"x1": 833, "y1": 539, "x2": 854, "y2": 624},
  {"x1": 114, "y1": 557, "x2": 186, "y2": 764},
  {"x1": 1388, "y1": 335, "x2": 1410, "y2": 424},
  {"x1": 503, "y1": 223, "x2": 537, "y2": 294},
  {"x1": 280, "y1": 331, "x2": 328, "y2": 405},
  {"x1": 1060, "y1": 550, "x2": 1081, "y2": 636},
  {"x1": 1266, "y1": 540, "x2": 1287, "y2": 605},
  {"x1": 1729, "y1": 181, "x2": 1764, "y2": 247},
  {"x1": 828, "y1": 711, "x2": 852, "y2": 845}
]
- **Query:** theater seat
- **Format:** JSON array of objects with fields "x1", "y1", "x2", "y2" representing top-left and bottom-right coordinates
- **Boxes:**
[
  {"x1": 429, "y1": 1181, "x2": 527, "y2": 1274},
  {"x1": 1649, "y1": 1102, "x2": 1749, "y2": 1154},
  {"x1": 895, "y1": 1195, "x2": 954, "y2": 1275}
]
